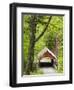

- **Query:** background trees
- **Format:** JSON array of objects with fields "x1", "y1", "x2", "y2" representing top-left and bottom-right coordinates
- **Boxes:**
[{"x1": 23, "y1": 14, "x2": 63, "y2": 75}]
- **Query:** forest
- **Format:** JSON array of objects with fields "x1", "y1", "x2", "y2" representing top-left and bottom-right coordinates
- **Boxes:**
[{"x1": 22, "y1": 14, "x2": 63, "y2": 75}]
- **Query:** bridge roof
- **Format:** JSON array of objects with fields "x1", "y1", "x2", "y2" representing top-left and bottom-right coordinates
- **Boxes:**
[{"x1": 38, "y1": 47, "x2": 57, "y2": 59}]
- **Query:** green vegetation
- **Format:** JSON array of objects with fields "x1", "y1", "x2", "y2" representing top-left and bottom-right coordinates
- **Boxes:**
[
  {"x1": 22, "y1": 14, "x2": 63, "y2": 75},
  {"x1": 30, "y1": 69, "x2": 44, "y2": 75}
]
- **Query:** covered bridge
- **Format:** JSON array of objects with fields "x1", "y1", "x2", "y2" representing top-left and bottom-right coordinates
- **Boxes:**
[{"x1": 38, "y1": 47, "x2": 57, "y2": 67}]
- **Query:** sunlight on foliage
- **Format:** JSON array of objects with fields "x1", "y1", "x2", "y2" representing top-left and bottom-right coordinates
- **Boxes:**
[{"x1": 22, "y1": 14, "x2": 63, "y2": 75}]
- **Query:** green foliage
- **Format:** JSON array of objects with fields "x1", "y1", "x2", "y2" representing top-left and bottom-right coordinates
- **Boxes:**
[
  {"x1": 23, "y1": 15, "x2": 30, "y2": 64},
  {"x1": 23, "y1": 14, "x2": 63, "y2": 74},
  {"x1": 57, "y1": 56, "x2": 63, "y2": 73}
]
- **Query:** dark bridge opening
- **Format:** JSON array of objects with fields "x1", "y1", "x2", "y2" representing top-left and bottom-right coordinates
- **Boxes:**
[{"x1": 39, "y1": 59, "x2": 54, "y2": 67}]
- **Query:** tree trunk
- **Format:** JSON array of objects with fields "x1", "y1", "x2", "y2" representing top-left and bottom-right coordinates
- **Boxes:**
[
  {"x1": 25, "y1": 15, "x2": 36, "y2": 74},
  {"x1": 54, "y1": 35, "x2": 58, "y2": 68},
  {"x1": 25, "y1": 16, "x2": 52, "y2": 74},
  {"x1": 54, "y1": 36, "x2": 58, "y2": 58}
]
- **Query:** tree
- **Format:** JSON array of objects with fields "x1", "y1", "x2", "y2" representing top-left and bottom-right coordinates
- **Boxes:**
[
  {"x1": 23, "y1": 15, "x2": 63, "y2": 74},
  {"x1": 25, "y1": 15, "x2": 52, "y2": 74}
]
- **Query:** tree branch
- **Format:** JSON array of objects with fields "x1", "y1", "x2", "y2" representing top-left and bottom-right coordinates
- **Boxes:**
[{"x1": 35, "y1": 16, "x2": 52, "y2": 42}]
